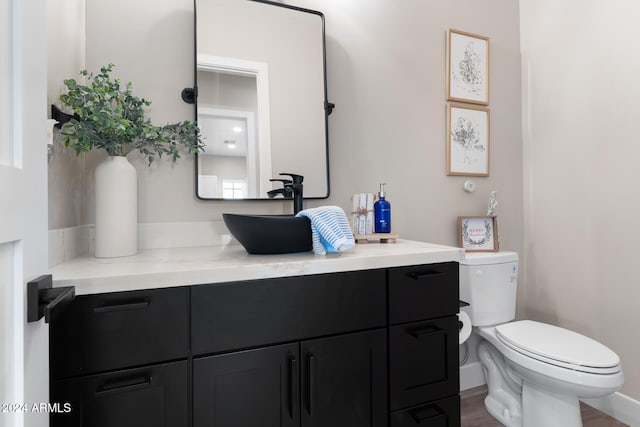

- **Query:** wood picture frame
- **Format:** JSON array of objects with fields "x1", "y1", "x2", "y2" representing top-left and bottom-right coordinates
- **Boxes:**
[
  {"x1": 446, "y1": 29, "x2": 490, "y2": 105},
  {"x1": 458, "y1": 216, "x2": 499, "y2": 252},
  {"x1": 447, "y1": 103, "x2": 490, "y2": 176}
]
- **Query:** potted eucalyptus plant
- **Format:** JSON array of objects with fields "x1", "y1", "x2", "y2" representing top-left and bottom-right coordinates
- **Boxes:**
[{"x1": 58, "y1": 64, "x2": 204, "y2": 258}]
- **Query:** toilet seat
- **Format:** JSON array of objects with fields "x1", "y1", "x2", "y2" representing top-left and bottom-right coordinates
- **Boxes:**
[{"x1": 495, "y1": 320, "x2": 621, "y2": 374}]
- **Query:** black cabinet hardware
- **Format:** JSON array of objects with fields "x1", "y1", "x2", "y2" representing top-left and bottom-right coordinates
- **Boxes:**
[
  {"x1": 288, "y1": 356, "x2": 297, "y2": 419},
  {"x1": 410, "y1": 325, "x2": 443, "y2": 339},
  {"x1": 93, "y1": 300, "x2": 150, "y2": 313},
  {"x1": 409, "y1": 405, "x2": 445, "y2": 425},
  {"x1": 306, "y1": 353, "x2": 316, "y2": 416},
  {"x1": 410, "y1": 270, "x2": 445, "y2": 280},
  {"x1": 27, "y1": 275, "x2": 74, "y2": 323},
  {"x1": 96, "y1": 375, "x2": 152, "y2": 396}
]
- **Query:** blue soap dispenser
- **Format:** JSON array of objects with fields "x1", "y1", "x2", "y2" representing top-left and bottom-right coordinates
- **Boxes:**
[{"x1": 374, "y1": 183, "x2": 391, "y2": 233}]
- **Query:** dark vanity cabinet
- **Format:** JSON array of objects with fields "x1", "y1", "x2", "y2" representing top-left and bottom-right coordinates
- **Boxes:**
[{"x1": 49, "y1": 263, "x2": 459, "y2": 427}]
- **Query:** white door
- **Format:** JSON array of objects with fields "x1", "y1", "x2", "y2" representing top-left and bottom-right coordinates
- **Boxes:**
[{"x1": 1, "y1": 1, "x2": 49, "y2": 427}]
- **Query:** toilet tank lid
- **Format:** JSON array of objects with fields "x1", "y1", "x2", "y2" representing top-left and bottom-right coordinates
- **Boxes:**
[{"x1": 460, "y1": 251, "x2": 518, "y2": 265}]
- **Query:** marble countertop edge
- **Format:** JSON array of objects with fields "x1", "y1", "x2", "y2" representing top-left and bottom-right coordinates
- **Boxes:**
[{"x1": 49, "y1": 239, "x2": 464, "y2": 295}]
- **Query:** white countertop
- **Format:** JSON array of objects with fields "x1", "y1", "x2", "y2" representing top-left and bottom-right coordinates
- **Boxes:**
[{"x1": 49, "y1": 239, "x2": 463, "y2": 295}]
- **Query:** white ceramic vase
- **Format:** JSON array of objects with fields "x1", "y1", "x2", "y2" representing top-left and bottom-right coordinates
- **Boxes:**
[{"x1": 94, "y1": 156, "x2": 138, "y2": 257}]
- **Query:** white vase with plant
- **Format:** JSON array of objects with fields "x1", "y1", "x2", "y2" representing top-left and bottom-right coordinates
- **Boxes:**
[{"x1": 58, "y1": 64, "x2": 203, "y2": 257}]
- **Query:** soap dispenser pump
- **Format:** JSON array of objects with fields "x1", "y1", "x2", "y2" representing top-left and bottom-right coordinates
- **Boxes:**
[{"x1": 374, "y1": 183, "x2": 391, "y2": 233}]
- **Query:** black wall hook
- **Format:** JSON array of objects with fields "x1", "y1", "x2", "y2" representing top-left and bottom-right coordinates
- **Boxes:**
[
  {"x1": 325, "y1": 101, "x2": 335, "y2": 115},
  {"x1": 182, "y1": 87, "x2": 197, "y2": 104},
  {"x1": 27, "y1": 275, "x2": 75, "y2": 323},
  {"x1": 51, "y1": 104, "x2": 76, "y2": 129}
]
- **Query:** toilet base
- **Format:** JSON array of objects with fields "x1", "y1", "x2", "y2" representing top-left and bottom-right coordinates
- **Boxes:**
[
  {"x1": 479, "y1": 337, "x2": 588, "y2": 427},
  {"x1": 522, "y1": 381, "x2": 582, "y2": 427},
  {"x1": 479, "y1": 340, "x2": 523, "y2": 426}
]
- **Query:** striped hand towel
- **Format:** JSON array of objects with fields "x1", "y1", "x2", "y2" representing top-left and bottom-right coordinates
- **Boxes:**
[{"x1": 296, "y1": 206, "x2": 355, "y2": 255}]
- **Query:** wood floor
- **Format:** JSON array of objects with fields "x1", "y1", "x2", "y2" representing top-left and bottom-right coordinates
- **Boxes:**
[{"x1": 461, "y1": 386, "x2": 628, "y2": 427}]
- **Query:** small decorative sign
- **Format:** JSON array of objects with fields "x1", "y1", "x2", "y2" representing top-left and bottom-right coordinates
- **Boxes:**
[{"x1": 458, "y1": 216, "x2": 498, "y2": 252}]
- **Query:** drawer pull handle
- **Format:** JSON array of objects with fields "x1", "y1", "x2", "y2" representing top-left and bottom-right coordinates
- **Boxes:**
[
  {"x1": 288, "y1": 356, "x2": 297, "y2": 419},
  {"x1": 409, "y1": 326, "x2": 442, "y2": 339},
  {"x1": 95, "y1": 376, "x2": 152, "y2": 396},
  {"x1": 93, "y1": 300, "x2": 150, "y2": 313},
  {"x1": 411, "y1": 412, "x2": 446, "y2": 425},
  {"x1": 409, "y1": 405, "x2": 446, "y2": 425},
  {"x1": 409, "y1": 270, "x2": 444, "y2": 280},
  {"x1": 306, "y1": 353, "x2": 316, "y2": 416}
]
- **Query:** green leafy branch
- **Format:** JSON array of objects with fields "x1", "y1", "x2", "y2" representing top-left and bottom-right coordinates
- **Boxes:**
[{"x1": 58, "y1": 64, "x2": 204, "y2": 165}]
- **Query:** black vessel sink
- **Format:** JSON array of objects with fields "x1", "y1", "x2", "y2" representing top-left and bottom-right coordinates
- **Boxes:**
[{"x1": 223, "y1": 213, "x2": 312, "y2": 255}]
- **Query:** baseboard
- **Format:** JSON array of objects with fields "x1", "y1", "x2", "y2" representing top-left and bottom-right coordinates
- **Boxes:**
[
  {"x1": 460, "y1": 361, "x2": 486, "y2": 391},
  {"x1": 583, "y1": 391, "x2": 640, "y2": 427}
]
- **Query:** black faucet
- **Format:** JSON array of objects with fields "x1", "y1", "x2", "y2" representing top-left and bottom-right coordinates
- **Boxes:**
[{"x1": 268, "y1": 173, "x2": 304, "y2": 215}]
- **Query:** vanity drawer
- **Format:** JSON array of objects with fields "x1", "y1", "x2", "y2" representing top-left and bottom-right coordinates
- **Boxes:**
[
  {"x1": 51, "y1": 360, "x2": 188, "y2": 427},
  {"x1": 50, "y1": 287, "x2": 189, "y2": 379},
  {"x1": 390, "y1": 395, "x2": 460, "y2": 427},
  {"x1": 191, "y1": 269, "x2": 386, "y2": 355},
  {"x1": 388, "y1": 262, "x2": 458, "y2": 325},
  {"x1": 389, "y1": 316, "x2": 459, "y2": 411}
]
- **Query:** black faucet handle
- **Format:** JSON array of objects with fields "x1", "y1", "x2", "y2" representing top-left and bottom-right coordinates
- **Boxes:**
[
  {"x1": 279, "y1": 173, "x2": 304, "y2": 184},
  {"x1": 269, "y1": 178, "x2": 293, "y2": 185}
]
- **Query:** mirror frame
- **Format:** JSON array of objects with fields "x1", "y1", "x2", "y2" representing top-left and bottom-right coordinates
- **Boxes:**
[{"x1": 192, "y1": 0, "x2": 332, "y2": 201}]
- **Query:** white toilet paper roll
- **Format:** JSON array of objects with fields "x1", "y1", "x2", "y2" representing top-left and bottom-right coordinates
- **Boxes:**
[{"x1": 458, "y1": 311, "x2": 472, "y2": 344}]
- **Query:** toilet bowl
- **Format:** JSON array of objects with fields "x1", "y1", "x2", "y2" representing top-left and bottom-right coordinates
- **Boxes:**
[{"x1": 460, "y1": 252, "x2": 623, "y2": 427}]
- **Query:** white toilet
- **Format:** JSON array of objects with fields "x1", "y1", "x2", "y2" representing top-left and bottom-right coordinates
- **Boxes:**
[{"x1": 460, "y1": 251, "x2": 623, "y2": 427}]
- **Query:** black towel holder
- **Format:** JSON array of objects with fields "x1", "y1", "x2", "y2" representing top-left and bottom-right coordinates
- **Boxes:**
[{"x1": 27, "y1": 275, "x2": 75, "y2": 323}]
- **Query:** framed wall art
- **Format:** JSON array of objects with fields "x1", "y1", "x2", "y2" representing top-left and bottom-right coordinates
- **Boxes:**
[
  {"x1": 458, "y1": 216, "x2": 498, "y2": 252},
  {"x1": 446, "y1": 29, "x2": 490, "y2": 105},
  {"x1": 447, "y1": 103, "x2": 490, "y2": 176}
]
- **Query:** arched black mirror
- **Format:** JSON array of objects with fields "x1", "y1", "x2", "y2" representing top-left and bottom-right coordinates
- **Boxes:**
[{"x1": 194, "y1": 0, "x2": 331, "y2": 200}]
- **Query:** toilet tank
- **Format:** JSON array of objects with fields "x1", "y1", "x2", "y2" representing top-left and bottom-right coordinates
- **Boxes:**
[{"x1": 459, "y1": 251, "x2": 519, "y2": 326}]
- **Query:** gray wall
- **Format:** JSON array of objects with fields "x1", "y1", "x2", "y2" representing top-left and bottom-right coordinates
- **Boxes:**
[{"x1": 49, "y1": 0, "x2": 523, "y2": 258}]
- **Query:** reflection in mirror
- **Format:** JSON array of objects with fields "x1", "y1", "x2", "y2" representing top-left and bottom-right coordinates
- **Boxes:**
[{"x1": 195, "y1": 0, "x2": 329, "y2": 200}]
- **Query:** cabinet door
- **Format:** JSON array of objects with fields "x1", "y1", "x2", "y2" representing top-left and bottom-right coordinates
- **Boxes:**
[
  {"x1": 389, "y1": 316, "x2": 459, "y2": 411},
  {"x1": 301, "y1": 329, "x2": 387, "y2": 427},
  {"x1": 193, "y1": 343, "x2": 299, "y2": 427},
  {"x1": 50, "y1": 360, "x2": 188, "y2": 427}
]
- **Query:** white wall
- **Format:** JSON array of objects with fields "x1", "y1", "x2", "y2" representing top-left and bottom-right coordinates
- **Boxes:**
[{"x1": 521, "y1": 0, "x2": 640, "y2": 400}]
